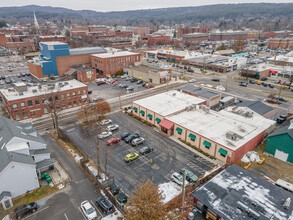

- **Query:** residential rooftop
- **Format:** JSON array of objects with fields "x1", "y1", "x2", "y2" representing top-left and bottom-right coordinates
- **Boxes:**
[
  {"x1": 192, "y1": 164, "x2": 293, "y2": 220},
  {"x1": 0, "y1": 79, "x2": 87, "y2": 101},
  {"x1": 166, "y1": 106, "x2": 275, "y2": 150},
  {"x1": 91, "y1": 51, "x2": 139, "y2": 59},
  {"x1": 133, "y1": 90, "x2": 206, "y2": 117}
]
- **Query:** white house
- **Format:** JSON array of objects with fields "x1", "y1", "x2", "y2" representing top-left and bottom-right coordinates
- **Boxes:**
[{"x1": 0, "y1": 118, "x2": 55, "y2": 198}]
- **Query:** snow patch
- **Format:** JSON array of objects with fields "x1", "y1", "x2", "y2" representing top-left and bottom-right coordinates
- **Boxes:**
[
  {"x1": 101, "y1": 210, "x2": 122, "y2": 220},
  {"x1": 201, "y1": 165, "x2": 222, "y2": 179},
  {"x1": 241, "y1": 151, "x2": 261, "y2": 163},
  {"x1": 64, "y1": 144, "x2": 83, "y2": 162},
  {"x1": 158, "y1": 182, "x2": 182, "y2": 204}
]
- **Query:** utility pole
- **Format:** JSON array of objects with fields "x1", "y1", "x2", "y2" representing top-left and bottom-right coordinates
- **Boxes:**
[
  {"x1": 96, "y1": 135, "x2": 100, "y2": 177},
  {"x1": 181, "y1": 170, "x2": 186, "y2": 218}
]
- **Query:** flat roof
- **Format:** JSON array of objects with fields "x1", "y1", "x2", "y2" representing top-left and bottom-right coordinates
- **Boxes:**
[
  {"x1": 166, "y1": 106, "x2": 275, "y2": 150},
  {"x1": 0, "y1": 79, "x2": 87, "y2": 101},
  {"x1": 91, "y1": 51, "x2": 139, "y2": 59},
  {"x1": 40, "y1": 41, "x2": 67, "y2": 46},
  {"x1": 179, "y1": 85, "x2": 219, "y2": 99},
  {"x1": 192, "y1": 164, "x2": 293, "y2": 220},
  {"x1": 69, "y1": 46, "x2": 106, "y2": 55},
  {"x1": 133, "y1": 90, "x2": 206, "y2": 117}
]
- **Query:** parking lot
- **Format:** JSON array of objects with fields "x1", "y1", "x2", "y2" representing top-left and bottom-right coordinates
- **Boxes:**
[
  {"x1": 88, "y1": 78, "x2": 148, "y2": 101},
  {"x1": 63, "y1": 112, "x2": 215, "y2": 195}
]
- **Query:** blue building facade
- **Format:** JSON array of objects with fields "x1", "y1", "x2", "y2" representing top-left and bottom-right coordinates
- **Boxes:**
[{"x1": 39, "y1": 42, "x2": 70, "y2": 77}]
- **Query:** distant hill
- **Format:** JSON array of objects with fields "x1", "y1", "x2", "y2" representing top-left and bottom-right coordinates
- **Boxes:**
[{"x1": 0, "y1": 3, "x2": 292, "y2": 24}]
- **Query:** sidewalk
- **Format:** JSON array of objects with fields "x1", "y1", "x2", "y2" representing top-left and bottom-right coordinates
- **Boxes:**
[{"x1": 168, "y1": 135, "x2": 225, "y2": 166}]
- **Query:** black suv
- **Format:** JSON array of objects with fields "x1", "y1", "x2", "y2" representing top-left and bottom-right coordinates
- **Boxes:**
[
  {"x1": 14, "y1": 202, "x2": 38, "y2": 219},
  {"x1": 277, "y1": 115, "x2": 287, "y2": 123},
  {"x1": 110, "y1": 183, "x2": 120, "y2": 195},
  {"x1": 121, "y1": 132, "x2": 131, "y2": 140},
  {"x1": 95, "y1": 196, "x2": 114, "y2": 214},
  {"x1": 117, "y1": 192, "x2": 128, "y2": 204},
  {"x1": 124, "y1": 133, "x2": 140, "y2": 143}
]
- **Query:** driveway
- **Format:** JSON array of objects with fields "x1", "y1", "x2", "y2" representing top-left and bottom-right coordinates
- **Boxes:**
[{"x1": 63, "y1": 112, "x2": 215, "y2": 195}]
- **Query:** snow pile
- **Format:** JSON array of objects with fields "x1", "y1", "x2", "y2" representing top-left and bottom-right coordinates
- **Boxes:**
[
  {"x1": 216, "y1": 85, "x2": 226, "y2": 91},
  {"x1": 158, "y1": 182, "x2": 182, "y2": 204},
  {"x1": 241, "y1": 151, "x2": 261, "y2": 163},
  {"x1": 57, "y1": 184, "x2": 64, "y2": 189},
  {"x1": 101, "y1": 210, "x2": 122, "y2": 220},
  {"x1": 201, "y1": 165, "x2": 222, "y2": 179},
  {"x1": 64, "y1": 144, "x2": 83, "y2": 162}
]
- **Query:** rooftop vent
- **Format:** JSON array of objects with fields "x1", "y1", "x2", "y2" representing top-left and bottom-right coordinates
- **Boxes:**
[
  {"x1": 226, "y1": 131, "x2": 243, "y2": 141},
  {"x1": 32, "y1": 89, "x2": 37, "y2": 93},
  {"x1": 64, "y1": 82, "x2": 69, "y2": 85},
  {"x1": 283, "y1": 197, "x2": 291, "y2": 210},
  {"x1": 8, "y1": 88, "x2": 15, "y2": 92},
  {"x1": 38, "y1": 85, "x2": 42, "y2": 89},
  {"x1": 18, "y1": 92, "x2": 24, "y2": 96}
]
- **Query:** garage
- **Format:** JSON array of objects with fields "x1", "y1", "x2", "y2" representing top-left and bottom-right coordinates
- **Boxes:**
[{"x1": 274, "y1": 149, "x2": 289, "y2": 162}]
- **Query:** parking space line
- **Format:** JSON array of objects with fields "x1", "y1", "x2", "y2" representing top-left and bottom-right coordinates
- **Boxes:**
[
  {"x1": 90, "y1": 200, "x2": 103, "y2": 217},
  {"x1": 64, "y1": 213, "x2": 69, "y2": 220},
  {"x1": 187, "y1": 162, "x2": 206, "y2": 173},
  {"x1": 78, "y1": 206, "x2": 88, "y2": 220},
  {"x1": 23, "y1": 206, "x2": 50, "y2": 220}
]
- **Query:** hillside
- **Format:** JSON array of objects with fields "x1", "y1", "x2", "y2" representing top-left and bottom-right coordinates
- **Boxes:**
[{"x1": 0, "y1": 3, "x2": 292, "y2": 24}]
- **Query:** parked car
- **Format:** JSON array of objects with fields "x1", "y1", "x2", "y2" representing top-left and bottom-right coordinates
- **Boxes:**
[
  {"x1": 111, "y1": 79, "x2": 119, "y2": 84},
  {"x1": 80, "y1": 200, "x2": 97, "y2": 220},
  {"x1": 126, "y1": 86, "x2": 134, "y2": 91},
  {"x1": 130, "y1": 78, "x2": 138, "y2": 83},
  {"x1": 100, "y1": 119, "x2": 112, "y2": 125},
  {"x1": 171, "y1": 172, "x2": 189, "y2": 187},
  {"x1": 124, "y1": 133, "x2": 140, "y2": 143},
  {"x1": 211, "y1": 78, "x2": 220, "y2": 82},
  {"x1": 256, "y1": 80, "x2": 261, "y2": 85},
  {"x1": 1, "y1": 76, "x2": 5, "y2": 79},
  {"x1": 16, "y1": 73, "x2": 21, "y2": 78},
  {"x1": 124, "y1": 152, "x2": 139, "y2": 163},
  {"x1": 280, "y1": 81, "x2": 285, "y2": 85},
  {"x1": 110, "y1": 183, "x2": 119, "y2": 195},
  {"x1": 14, "y1": 202, "x2": 38, "y2": 219},
  {"x1": 180, "y1": 168, "x2": 198, "y2": 182},
  {"x1": 97, "y1": 81, "x2": 106, "y2": 85},
  {"x1": 121, "y1": 74, "x2": 128, "y2": 79},
  {"x1": 261, "y1": 77, "x2": 268, "y2": 81},
  {"x1": 93, "y1": 96, "x2": 103, "y2": 102},
  {"x1": 249, "y1": 79, "x2": 255, "y2": 84},
  {"x1": 26, "y1": 73, "x2": 30, "y2": 76},
  {"x1": 285, "y1": 82, "x2": 291, "y2": 86},
  {"x1": 277, "y1": 97, "x2": 288, "y2": 102},
  {"x1": 261, "y1": 82, "x2": 267, "y2": 87},
  {"x1": 131, "y1": 137, "x2": 145, "y2": 146},
  {"x1": 137, "y1": 80, "x2": 143, "y2": 84},
  {"x1": 117, "y1": 193, "x2": 128, "y2": 204},
  {"x1": 188, "y1": 79, "x2": 196, "y2": 83},
  {"x1": 98, "y1": 131, "x2": 112, "y2": 139},
  {"x1": 139, "y1": 146, "x2": 153, "y2": 155},
  {"x1": 50, "y1": 77, "x2": 55, "y2": 80},
  {"x1": 275, "y1": 80, "x2": 281, "y2": 84},
  {"x1": 106, "y1": 124, "x2": 119, "y2": 131},
  {"x1": 121, "y1": 131, "x2": 131, "y2": 140},
  {"x1": 277, "y1": 115, "x2": 287, "y2": 123},
  {"x1": 268, "y1": 84, "x2": 275, "y2": 88},
  {"x1": 145, "y1": 83, "x2": 153, "y2": 88},
  {"x1": 8, "y1": 68, "x2": 12, "y2": 72},
  {"x1": 239, "y1": 81, "x2": 248, "y2": 87},
  {"x1": 95, "y1": 196, "x2": 114, "y2": 214},
  {"x1": 125, "y1": 77, "x2": 132, "y2": 81},
  {"x1": 187, "y1": 69, "x2": 194, "y2": 73},
  {"x1": 107, "y1": 137, "x2": 120, "y2": 145},
  {"x1": 141, "y1": 82, "x2": 146, "y2": 87}
]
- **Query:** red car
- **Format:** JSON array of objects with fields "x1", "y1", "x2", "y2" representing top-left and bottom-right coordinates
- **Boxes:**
[
  {"x1": 145, "y1": 83, "x2": 153, "y2": 88},
  {"x1": 280, "y1": 81, "x2": 285, "y2": 85},
  {"x1": 97, "y1": 81, "x2": 106, "y2": 85},
  {"x1": 107, "y1": 137, "x2": 120, "y2": 145},
  {"x1": 111, "y1": 79, "x2": 119, "y2": 84}
]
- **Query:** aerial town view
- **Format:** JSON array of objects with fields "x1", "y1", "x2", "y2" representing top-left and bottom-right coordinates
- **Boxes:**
[{"x1": 0, "y1": 0, "x2": 292, "y2": 220}]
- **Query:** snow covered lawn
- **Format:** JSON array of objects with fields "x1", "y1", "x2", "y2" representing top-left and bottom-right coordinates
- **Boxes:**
[{"x1": 158, "y1": 181, "x2": 182, "y2": 204}]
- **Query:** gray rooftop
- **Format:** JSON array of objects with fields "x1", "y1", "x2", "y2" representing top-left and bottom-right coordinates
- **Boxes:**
[
  {"x1": 236, "y1": 101, "x2": 273, "y2": 116},
  {"x1": 69, "y1": 47, "x2": 106, "y2": 55},
  {"x1": 179, "y1": 85, "x2": 219, "y2": 99},
  {"x1": 29, "y1": 149, "x2": 50, "y2": 155},
  {"x1": 0, "y1": 191, "x2": 11, "y2": 200},
  {"x1": 268, "y1": 125, "x2": 293, "y2": 139},
  {"x1": 192, "y1": 164, "x2": 293, "y2": 220},
  {"x1": 36, "y1": 158, "x2": 56, "y2": 170}
]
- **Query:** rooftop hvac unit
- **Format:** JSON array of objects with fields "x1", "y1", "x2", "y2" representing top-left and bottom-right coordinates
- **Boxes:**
[
  {"x1": 283, "y1": 197, "x2": 291, "y2": 210},
  {"x1": 49, "y1": 86, "x2": 55, "y2": 90},
  {"x1": 18, "y1": 92, "x2": 24, "y2": 96},
  {"x1": 64, "y1": 82, "x2": 69, "y2": 85},
  {"x1": 32, "y1": 89, "x2": 37, "y2": 93},
  {"x1": 8, "y1": 88, "x2": 15, "y2": 92},
  {"x1": 38, "y1": 85, "x2": 42, "y2": 89}
]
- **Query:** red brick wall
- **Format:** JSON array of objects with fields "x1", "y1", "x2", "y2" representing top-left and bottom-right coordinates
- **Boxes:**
[
  {"x1": 178, "y1": 27, "x2": 210, "y2": 38},
  {"x1": 147, "y1": 35, "x2": 171, "y2": 46},
  {"x1": 77, "y1": 69, "x2": 97, "y2": 82},
  {"x1": 0, "y1": 34, "x2": 7, "y2": 47},
  {"x1": 1, "y1": 87, "x2": 89, "y2": 121},
  {"x1": 28, "y1": 62, "x2": 44, "y2": 78}
]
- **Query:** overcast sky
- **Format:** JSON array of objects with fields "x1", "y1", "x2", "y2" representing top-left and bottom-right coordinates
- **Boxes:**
[{"x1": 0, "y1": 0, "x2": 291, "y2": 12}]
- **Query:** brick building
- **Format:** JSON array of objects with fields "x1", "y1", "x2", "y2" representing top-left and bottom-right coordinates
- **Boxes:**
[
  {"x1": 209, "y1": 30, "x2": 248, "y2": 41},
  {"x1": 91, "y1": 51, "x2": 141, "y2": 76},
  {"x1": 0, "y1": 80, "x2": 89, "y2": 121},
  {"x1": 0, "y1": 34, "x2": 37, "y2": 52},
  {"x1": 71, "y1": 65, "x2": 97, "y2": 82},
  {"x1": 132, "y1": 27, "x2": 150, "y2": 35},
  {"x1": 141, "y1": 34, "x2": 171, "y2": 46},
  {"x1": 39, "y1": 35, "x2": 67, "y2": 43},
  {"x1": 178, "y1": 27, "x2": 210, "y2": 38},
  {"x1": 268, "y1": 38, "x2": 293, "y2": 49},
  {"x1": 28, "y1": 42, "x2": 106, "y2": 78},
  {"x1": 182, "y1": 33, "x2": 210, "y2": 45}
]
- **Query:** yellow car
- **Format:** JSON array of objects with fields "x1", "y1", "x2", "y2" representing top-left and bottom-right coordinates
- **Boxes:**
[
  {"x1": 124, "y1": 152, "x2": 139, "y2": 163},
  {"x1": 256, "y1": 81, "x2": 261, "y2": 85}
]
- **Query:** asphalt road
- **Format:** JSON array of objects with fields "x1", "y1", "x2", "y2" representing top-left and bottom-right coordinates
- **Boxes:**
[
  {"x1": 63, "y1": 112, "x2": 214, "y2": 195},
  {"x1": 25, "y1": 134, "x2": 104, "y2": 220}
]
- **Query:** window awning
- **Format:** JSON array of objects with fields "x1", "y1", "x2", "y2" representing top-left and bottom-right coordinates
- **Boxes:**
[
  {"x1": 133, "y1": 107, "x2": 138, "y2": 111},
  {"x1": 155, "y1": 118, "x2": 161, "y2": 123},
  {"x1": 176, "y1": 127, "x2": 183, "y2": 133},
  {"x1": 218, "y1": 148, "x2": 227, "y2": 156},
  {"x1": 147, "y1": 114, "x2": 153, "y2": 119},
  {"x1": 189, "y1": 134, "x2": 196, "y2": 139},
  {"x1": 140, "y1": 110, "x2": 145, "y2": 115},
  {"x1": 203, "y1": 140, "x2": 211, "y2": 148},
  {"x1": 159, "y1": 118, "x2": 174, "y2": 130}
]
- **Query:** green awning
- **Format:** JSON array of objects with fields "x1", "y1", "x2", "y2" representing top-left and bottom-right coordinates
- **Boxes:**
[
  {"x1": 155, "y1": 118, "x2": 161, "y2": 123},
  {"x1": 133, "y1": 107, "x2": 138, "y2": 111},
  {"x1": 140, "y1": 110, "x2": 145, "y2": 115},
  {"x1": 203, "y1": 140, "x2": 211, "y2": 148},
  {"x1": 147, "y1": 114, "x2": 153, "y2": 119},
  {"x1": 189, "y1": 134, "x2": 196, "y2": 140},
  {"x1": 176, "y1": 127, "x2": 182, "y2": 133},
  {"x1": 218, "y1": 148, "x2": 227, "y2": 156}
]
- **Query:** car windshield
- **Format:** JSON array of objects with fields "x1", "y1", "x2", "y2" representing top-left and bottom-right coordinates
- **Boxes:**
[
  {"x1": 86, "y1": 207, "x2": 95, "y2": 215},
  {"x1": 177, "y1": 175, "x2": 183, "y2": 182}
]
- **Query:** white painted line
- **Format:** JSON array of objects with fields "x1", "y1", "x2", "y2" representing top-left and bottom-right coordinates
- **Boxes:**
[
  {"x1": 78, "y1": 207, "x2": 88, "y2": 220},
  {"x1": 64, "y1": 213, "x2": 69, "y2": 220},
  {"x1": 90, "y1": 200, "x2": 103, "y2": 217},
  {"x1": 23, "y1": 206, "x2": 50, "y2": 220}
]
